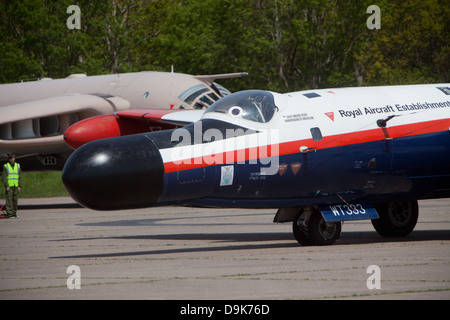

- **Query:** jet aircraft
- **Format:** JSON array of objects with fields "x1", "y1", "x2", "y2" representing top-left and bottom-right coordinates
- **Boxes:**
[
  {"x1": 0, "y1": 71, "x2": 246, "y2": 170},
  {"x1": 62, "y1": 84, "x2": 450, "y2": 245}
]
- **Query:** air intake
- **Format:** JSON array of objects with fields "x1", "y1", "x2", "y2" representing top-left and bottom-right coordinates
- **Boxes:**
[{"x1": 0, "y1": 114, "x2": 79, "y2": 140}]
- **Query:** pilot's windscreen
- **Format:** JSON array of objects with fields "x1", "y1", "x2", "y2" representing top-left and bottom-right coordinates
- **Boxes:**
[
  {"x1": 179, "y1": 85, "x2": 222, "y2": 109},
  {"x1": 203, "y1": 90, "x2": 278, "y2": 123}
]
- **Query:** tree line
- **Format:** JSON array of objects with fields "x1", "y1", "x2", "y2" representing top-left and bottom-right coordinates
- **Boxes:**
[{"x1": 0, "y1": 0, "x2": 448, "y2": 92}]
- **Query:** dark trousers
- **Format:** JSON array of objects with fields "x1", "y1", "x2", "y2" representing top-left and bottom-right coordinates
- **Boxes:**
[{"x1": 5, "y1": 187, "x2": 19, "y2": 217}]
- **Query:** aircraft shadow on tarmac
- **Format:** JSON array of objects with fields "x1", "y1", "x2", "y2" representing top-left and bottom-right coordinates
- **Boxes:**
[
  {"x1": 76, "y1": 212, "x2": 274, "y2": 228},
  {"x1": 19, "y1": 203, "x2": 82, "y2": 209},
  {"x1": 50, "y1": 224, "x2": 450, "y2": 260}
]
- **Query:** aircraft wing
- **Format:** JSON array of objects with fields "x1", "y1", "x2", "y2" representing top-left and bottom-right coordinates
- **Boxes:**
[
  {"x1": 194, "y1": 72, "x2": 248, "y2": 86},
  {"x1": 116, "y1": 109, "x2": 205, "y2": 126},
  {"x1": 0, "y1": 94, "x2": 130, "y2": 155},
  {"x1": 0, "y1": 94, "x2": 130, "y2": 125},
  {"x1": 64, "y1": 109, "x2": 205, "y2": 149}
]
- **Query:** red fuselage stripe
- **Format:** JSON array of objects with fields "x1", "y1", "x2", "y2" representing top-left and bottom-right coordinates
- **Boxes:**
[{"x1": 163, "y1": 118, "x2": 450, "y2": 173}]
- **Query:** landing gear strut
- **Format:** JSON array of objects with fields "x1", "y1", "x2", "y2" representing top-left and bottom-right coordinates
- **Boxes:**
[
  {"x1": 292, "y1": 207, "x2": 341, "y2": 246},
  {"x1": 371, "y1": 200, "x2": 418, "y2": 237}
]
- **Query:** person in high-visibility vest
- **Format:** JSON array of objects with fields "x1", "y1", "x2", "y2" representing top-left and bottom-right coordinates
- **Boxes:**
[{"x1": 2, "y1": 154, "x2": 22, "y2": 218}]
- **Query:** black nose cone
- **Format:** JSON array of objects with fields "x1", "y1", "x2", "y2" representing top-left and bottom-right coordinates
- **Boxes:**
[{"x1": 62, "y1": 134, "x2": 164, "y2": 210}]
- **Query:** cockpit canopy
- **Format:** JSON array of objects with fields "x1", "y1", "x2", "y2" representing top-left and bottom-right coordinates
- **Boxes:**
[
  {"x1": 202, "y1": 90, "x2": 278, "y2": 123},
  {"x1": 178, "y1": 83, "x2": 230, "y2": 109}
]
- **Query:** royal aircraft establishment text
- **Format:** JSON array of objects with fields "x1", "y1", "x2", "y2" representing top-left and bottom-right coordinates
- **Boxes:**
[{"x1": 339, "y1": 100, "x2": 450, "y2": 118}]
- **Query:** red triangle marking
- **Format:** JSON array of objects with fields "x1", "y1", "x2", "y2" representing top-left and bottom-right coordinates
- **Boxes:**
[{"x1": 325, "y1": 112, "x2": 334, "y2": 121}]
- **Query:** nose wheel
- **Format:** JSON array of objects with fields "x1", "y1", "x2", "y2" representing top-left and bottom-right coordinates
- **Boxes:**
[{"x1": 293, "y1": 208, "x2": 341, "y2": 246}]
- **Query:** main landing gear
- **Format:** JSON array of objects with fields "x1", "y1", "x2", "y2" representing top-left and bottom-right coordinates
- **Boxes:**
[
  {"x1": 371, "y1": 200, "x2": 419, "y2": 237},
  {"x1": 288, "y1": 199, "x2": 419, "y2": 246},
  {"x1": 292, "y1": 207, "x2": 342, "y2": 246}
]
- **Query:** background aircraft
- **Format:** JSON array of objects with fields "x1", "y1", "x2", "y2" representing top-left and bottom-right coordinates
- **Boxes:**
[
  {"x1": 0, "y1": 71, "x2": 246, "y2": 171},
  {"x1": 62, "y1": 83, "x2": 450, "y2": 246}
]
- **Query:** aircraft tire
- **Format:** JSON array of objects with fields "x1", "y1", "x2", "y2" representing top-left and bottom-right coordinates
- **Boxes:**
[
  {"x1": 308, "y1": 211, "x2": 342, "y2": 245},
  {"x1": 371, "y1": 200, "x2": 418, "y2": 237},
  {"x1": 293, "y1": 211, "x2": 315, "y2": 246},
  {"x1": 293, "y1": 209, "x2": 341, "y2": 246}
]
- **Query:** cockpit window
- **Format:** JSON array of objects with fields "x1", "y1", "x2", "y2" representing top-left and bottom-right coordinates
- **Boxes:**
[
  {"x1": 185, "y1": 88, "x2": 208, "y2": 104},
  {"x1": 179, "y1": 84, "x2": 205, "y2": 100},
  {"x1": 203, "y1": 90, "x2": 278, "y2": 123},
  {"x1": 179, "y1": 84, "x2": 222, "y2": 110},
  {"x1": 212, "y1": 83, "x2": 231, "y2": 97}
]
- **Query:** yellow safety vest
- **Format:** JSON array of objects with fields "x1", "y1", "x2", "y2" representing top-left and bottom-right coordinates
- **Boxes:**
[{"x1": 4, "y1": 163, "x2": 20, "y2": 187}]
